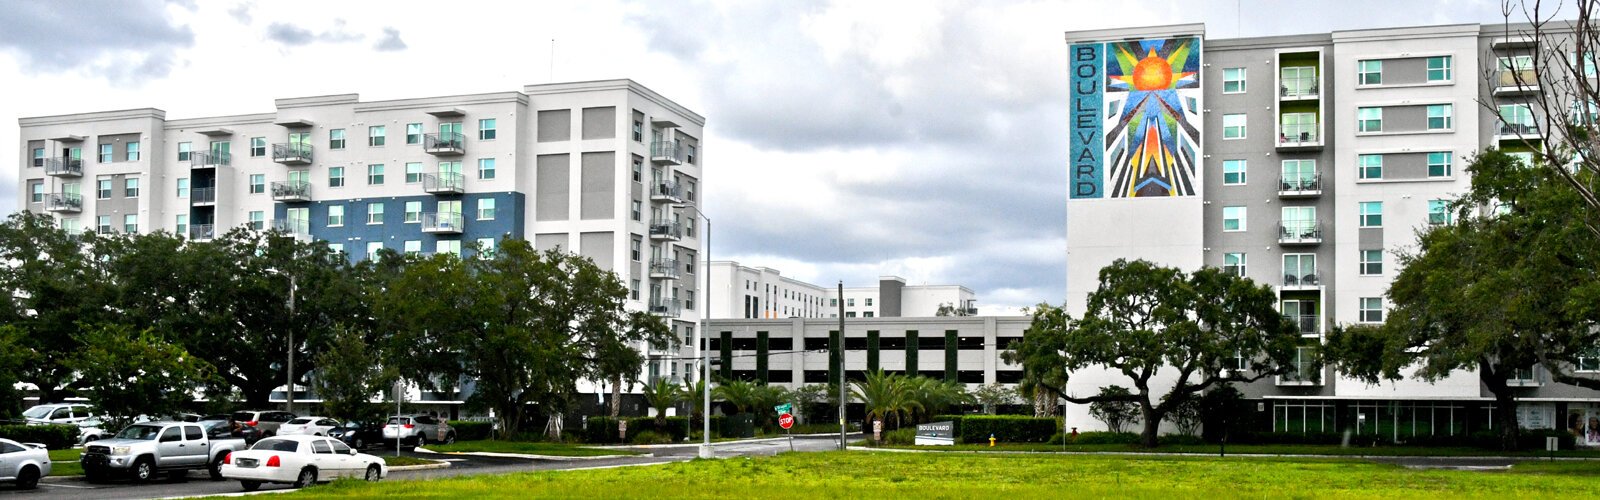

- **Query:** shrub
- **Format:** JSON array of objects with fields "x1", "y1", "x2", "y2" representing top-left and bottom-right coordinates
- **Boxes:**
[
  {"x1": 1089, "y1": 386, "x2": 1140, "y2": 433},
  {"x1": 448, "y1": 421, "x2": 493, "y2": 441},
  {"x1": 631, "y1": 430, "x2": 673, "y2": 444},
  {"x1": 584, "y1": 416, "x2": 712, "y2": 444},
  {"x1": 0, "y1": 424, "x2": 77, "y2": 449},
  {"x1": 932, "y1": 415, "x2": 1057, "y2": 444},
  {"x1": 1160, "y1": 433, "x2": 1206, "y2": 446},
  {"x1": 1063, "y1": 431, "x2": 1141, "y2": 445},
  {"x1": 883, "y1": 428, "x2": 916, "y2": 445}
]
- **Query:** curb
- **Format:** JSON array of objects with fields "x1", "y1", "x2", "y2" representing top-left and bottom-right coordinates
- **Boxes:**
[
  {"x1": 388, "y1": 460, "x2": 453, "y2": 471},
  {"x1": 416, "y1": 447, "x2": 645, "y2": 461},
  {"x1": 590, "y1": 433, "x2": 862, "y2": 450},
  {"x1": 846, "y1": 446, "x2": 1600, "y2": 461}
]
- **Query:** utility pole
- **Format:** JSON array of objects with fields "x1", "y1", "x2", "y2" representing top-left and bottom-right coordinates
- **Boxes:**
[
  {"x1": 697, "y1": 213, "x2": 713, "y2": 460},
  {"x1": 286, "y1": 273, "x2": 297, "y2": 414},
  {"x1": 837, "y1": 280, "x2": 846, "y2": 450}
]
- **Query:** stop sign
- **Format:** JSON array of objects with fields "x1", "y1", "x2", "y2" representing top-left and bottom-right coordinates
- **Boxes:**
[{"x1": 779, "y1": 413, "x2": 794, "y2": 429}]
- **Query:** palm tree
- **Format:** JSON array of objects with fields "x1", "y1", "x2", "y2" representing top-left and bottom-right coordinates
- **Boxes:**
[
  {"x1": 905, "y1": 376, "x2": 972, "y2": 423},
  {"x1": 641, "y1": 377, "x2": 680, "y2": 426},
  {"x1": 852, "y1": 371, "x2": 921, "y2": 436},
  {"x1": 713, "y1": 379, "x2": 763, "y2": 414}
]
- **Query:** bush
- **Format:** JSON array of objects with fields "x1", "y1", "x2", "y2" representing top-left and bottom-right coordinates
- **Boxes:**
[
  {"x1": 449, "y1": 420, "x2": 493, "y2": 441},
  {"x1": 1057, "y1": 431, "x2": 1141, "y2": 445},
  {"x1": 583, "y1": 416, "x2": 714, "y2": 444},
  {"x1": 1160, "y1": 433, "x2": 1206, "y2": 446},
  {"x1": 0, "y1": 424, "x2": 77, "y2": 449},
  {"x1": 631, "y1": 430, "x2": 673, "y2": 444},
  {"x1": 933, "y1": 415, "x2": 1058, "y2": 444},
  {"x1": 883, "y1": 428, "x2": 916, "y2": 445}
]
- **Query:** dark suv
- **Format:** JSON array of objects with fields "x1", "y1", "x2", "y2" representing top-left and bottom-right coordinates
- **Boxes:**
[{"x1": 229, "y1": 411, "x2": 296, "y2": 438}]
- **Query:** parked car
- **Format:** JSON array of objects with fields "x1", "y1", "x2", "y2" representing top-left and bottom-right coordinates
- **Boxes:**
[
  {"x1": 199, "y1": 414, "x2": 260, "y2": 444},
  {"x1": 76, "y1": 417, "x2": 109, "y2": 445},
  {"x1": 382, "y1": 415, "x2": 455, "y2": 447},
  {"x1": 231, "y1": 410, "x2": 297, "y2": 438},
  {"x1": 278, "y1": 417, "x2": 340, "y2": 437},
  {"x1": 80, "y1": 420, "x2": 247, "y2": 482},
  {"x1": 327, "y1": 420, "x2": 384, "y2": 450},
  {"x1": 21, "y1": 403, "x2": 94, "y2": 425},
  {"x1": 0, "y1": 438, "x2": 50, "y2": 489},
  {"x1": 219, "y1": 435, "x2": 386, "y2": 491}
]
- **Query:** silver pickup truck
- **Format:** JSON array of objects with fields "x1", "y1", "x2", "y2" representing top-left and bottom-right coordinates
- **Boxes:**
[{"x1": 81, "y1": 421, "x2": 247, "y2": 482}]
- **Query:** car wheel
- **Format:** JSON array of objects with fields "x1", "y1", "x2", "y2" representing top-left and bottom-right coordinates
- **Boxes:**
[
  {"x1": 354, "y1": 437, "x2": 365, "y2": 449},
  {"x1": 131, "y1": 457, "x2": 156, "y2": 483},
  {"x1": 444, "y1": 432, "x2": 456, "y2": 445},
  {"x1": 240, "y1": 480, "x2": 262, "y2": 492},
  {"x1": 209, "y1": 453, "x2": 227, "y2": 480},
  {"x1": 15, "y1": 465, "x2": 40, "y2": 489},
  {"x1": 293, "y1": 467, "x2": 317, "y2": 488},
  {"x1": 415, "y1": 435, "x2": 427, "y2": 449},
  {"x1": 365, "y1": 464, "x2": 382, "y2": 482}
]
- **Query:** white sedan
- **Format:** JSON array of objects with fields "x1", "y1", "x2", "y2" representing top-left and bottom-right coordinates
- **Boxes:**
[
  {"x1": 219, "y1": 435, "x2": 386, "y2": 491},
  {"x1": 277, "y1": 417, "x2": 341, "y2": 436},
  {"x1": 0, "y1": 438, "x2": 51, "y2": 490}
]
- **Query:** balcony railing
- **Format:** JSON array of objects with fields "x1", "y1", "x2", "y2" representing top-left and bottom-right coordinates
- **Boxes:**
[
  {"x1": 1280, "y1": 78, "x2": 1319, "y2": 98},
  {"x1": 1278, "y1": 126, "x2": 1320, "y2": 148},
  {"x1": 46, "y1": 193, "x2": 82, "y2": 213},
  {"x1": 421, "y1": 212, "x2": 463, "y2": 234},
  {"x1": 270, "y1": 219, "x2": 310, "y2": 238},
  {"x1": 1493, "y1": 69, "x2": 1540, "y2": 93},
  {"x1": 191, "y1": 151, "x2": 231, "y2": 168},
  {"x1": 650, "y1": 259, "x2": 681, "y2": 279},
  {"x1": 649, "y1": 220, "x2": 682, "y2": 241},
  {"x1": 43, "y1": 157, "x2": 83, "y2": 177},
  {"x1": 1279, "y1": 174, "x2": 1321, "y2": 196},
  {"x1": 1283, "y1": 313, "x2": 1320, "y2": 336},
  {"x1": 648, "y1": 298, "x2": 682, "y2": 316},
  {"x1": 422, "y1": 172, "x2": 465, "y2": 194},
  {"x1": 1282, "y1": 272, "x2": 1321, "y2": 288},
  {"x1": 1497, "y1": 121, "x2": 1540, "y2": 138},
  {"x1": 650, "y1": 180, "x2": 684, "y2": 204},
  {"x1": 191, "y1": 186, "x2": 216, "y2": 205},
  {"x1": 424, "y1": 133, "x2": 465, "y2": 155},
  {"x1": 272, "y1": 143, "x2": 313, "y2": 164},
  {"x1": 1279, "y1": 221, "x2": 1322, "y2": 244},
  {"x1": 270, "y1": 181, "x2": 312, "y2": 202},
  {"x1": 650, "y1": 141, "x2": 683, "y2": 165},
  {"x1": 189, "y1": 224, "x2": 215, "y2": 241},
  {"x1": 1279, "y1": 364, "x2": 1322, "y2": 385}
]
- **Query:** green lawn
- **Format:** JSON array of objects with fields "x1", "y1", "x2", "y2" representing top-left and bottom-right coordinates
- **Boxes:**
[
  {"x1": 424, "y1": 440, "x2": 638, "y2": 457},
  {"x1": 48, "y1": 448, "x2": 81, "y2": 476},
  {"x1": 871, "y1": 442, "x2": 1600, "y2": 458},
  {"x1": 253, "y1": 451, "x2": 1600, "y2": 498},
  {"x1": 383, "y1": 455, "x2": 441, "y2": 467}
]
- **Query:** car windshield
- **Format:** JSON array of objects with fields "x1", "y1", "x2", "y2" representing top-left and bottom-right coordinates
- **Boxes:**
[
  {"x1": 115, "y1": 425, "x2": 163, "y2": 440},
  {"x1": 287, "y1": 418, "x2": 313, "y2": 425},
  {"x1": 22, "y1": 406, "x2": 53, "y2": 418},
  {"x1": 231, "y1": 412, "x2": 255, "y2": 422},
  {"x1": 251, "y1": 439, "x2": 300, "y2": 452}
]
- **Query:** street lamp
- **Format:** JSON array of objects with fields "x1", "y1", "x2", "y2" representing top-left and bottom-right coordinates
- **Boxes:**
[
  {"x1": 266, "y1": 268, "x2": 297, "y2": 414},
  {"x1": 680, "y1": 205, "x2": 713, "y2": 459}
]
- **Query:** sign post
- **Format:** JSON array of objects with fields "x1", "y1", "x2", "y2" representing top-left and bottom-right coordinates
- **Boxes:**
[
  {"x1": 776, "y1": 403, "x2": 795, "y2": 452},
  {"x1": 873, "y1": 420, "x2": 883, "y2": 443}
]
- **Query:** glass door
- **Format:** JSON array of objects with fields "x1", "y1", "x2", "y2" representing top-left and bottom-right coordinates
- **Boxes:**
[
  {"x1": 1281, "y1": 66, "x2": 1316, "y2": 96},
  {"x1": 1281, "y1": 206, "x2": 1317, "y2": 239},
  {"x1": 286, "y1": 207, "x2": 309, "y2": 234},
  {"x1": 1282, "y1": 113, "x2": 1318, "y2": 143},
  {"x1": 1282, "y1": 253, "x2": 1317, "y2": 286},
  {"x1": 288, "y1": 132, "x2": 311, "y2": 155}
]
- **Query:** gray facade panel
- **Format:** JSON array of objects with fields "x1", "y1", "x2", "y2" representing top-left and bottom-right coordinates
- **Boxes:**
[
  {"x1": 878, "y1": 278, "x2": 904, "y2": 318},
  {"x1": 1382, "y1": 57, "x2": 1431, "y2": 85},
  {"x1": 1382, "y1": 105, "x2": 1428, "y2": 133},
  {"x1": 579, "y1": 151, "x2": 615, "y2": 220},
  {"x1": 581, "y1": 107, "x2": 616, "y2": 140},
  {"x1": 579, "y1": 231, "x2": 615, "y2": 271},
  {"x1": 1358, "y1": 227, "x2": 1383, "y2": 247},
  {"x1": 537, "y1": 109, "x2": 571, "y2": 142},
  {"x1": 535, "y1": 153, "x2": 569, "y2": 221},
  {"x1": 1385, "y1": 152, "x2": 1433, "y2": 180},
  {"x1": 534, "y1": 232, "x2": 567, "y2": 251}
]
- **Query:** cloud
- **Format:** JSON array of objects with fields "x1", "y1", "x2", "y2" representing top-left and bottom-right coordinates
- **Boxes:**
[
  {"x1": 265, "y1": 18, "x2": 364, "y2": 47},
  {"x1": 0, "y1": 0, "x2": 194, "y2": 84},
  {"x1": 373, "y1": 27, "x2": 407, "y2": 51},
  {"x1": 229, "y1": 2, "x2": 253, "y2": 24}
]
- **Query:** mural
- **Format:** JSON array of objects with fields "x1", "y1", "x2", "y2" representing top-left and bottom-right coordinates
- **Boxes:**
[{"x1": 1069, "y1": 36, "x2": 1202, "y2": 199}]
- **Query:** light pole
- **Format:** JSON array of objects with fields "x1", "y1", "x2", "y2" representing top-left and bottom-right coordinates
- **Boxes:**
[
  {"x1": 680, "y1": 206, "x2": 712, "y2": 459},
  {"x1": 837, "y1": 281, "x2": 846, "y2": 450},
  {"x1": 266, "y1": 268, "x2": 297, "y2": 414}
]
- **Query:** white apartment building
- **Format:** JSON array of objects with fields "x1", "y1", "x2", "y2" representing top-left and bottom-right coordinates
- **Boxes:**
[{"x1": 707, "y1": 261, "x2": 977, "y2": 319}]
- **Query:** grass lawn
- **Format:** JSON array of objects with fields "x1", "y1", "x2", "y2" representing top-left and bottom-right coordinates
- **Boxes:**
[
  {"x1": 383, "y1": 455, "x2": 441, "y2": 467},
  {"x1": 48, "y1": 448, "x2": 82, "y2": 476},
  {"x1": 425, "y1": 440, "x2": 638, "y2": 457},
  {"x1": 257, "y1": 451, "x2": 1600, "y2": 498},
  {"x1": 871, "y1": 442, "x2": 1600, "y2": 458}
]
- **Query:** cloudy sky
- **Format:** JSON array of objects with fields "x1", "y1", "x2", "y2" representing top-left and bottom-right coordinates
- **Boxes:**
[{"x1": 0, "y1": 0, "x2": 1551, "y2": 314}]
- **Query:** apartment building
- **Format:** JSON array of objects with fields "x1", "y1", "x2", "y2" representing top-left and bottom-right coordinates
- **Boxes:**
[
  {"x1": 1064, "y1": 22, "x2": 1599, "y2": 442},
  {"x1": 16, "y1": 79, "x2": 706, "y2": 408},
  {"x1": 707, "y1": 261, "x2": 978, "y2": 319}
]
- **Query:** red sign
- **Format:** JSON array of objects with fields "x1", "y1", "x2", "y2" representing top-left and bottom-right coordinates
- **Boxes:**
[{"x1": 779, "y1": 413, "x2": 794, "y2": 430}]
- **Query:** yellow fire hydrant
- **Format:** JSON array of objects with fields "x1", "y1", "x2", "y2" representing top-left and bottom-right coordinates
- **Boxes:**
[{"x1": 989, "y1": 434, "x2": 996, "y2": 447}]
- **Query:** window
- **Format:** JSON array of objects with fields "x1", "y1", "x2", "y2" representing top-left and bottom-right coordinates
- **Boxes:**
[
  {"x1": 631, "y1": 236, "x2": 642, "y2": 261},
  {"x1": 1426, "y1": 56, "x2": 1452, "y2": 81},
  {"x1": 96, "y1": 216, "x2": 111, "y2": 234},
  {"x1": 866, "y1": 298, "x2": 874, "y2": 306},
  {"x1": 1427, "y1": 152, "x2": 1453, "y2": 177},
  {"x1": 329, "y1": 166, "x2": 345, "y2": 187},
  {"x1": 1283, "y1": 253, "x2": 1316, "y2": 285},
  {"x1": 406, "y1": 123, "x2": 422, "y2": 144},
  {"x1": 1358, "y1": 154, "x2": 1383, "y2": 180},
  {"x1": 404, "y1": 240, "x2": 421, "y2": 254},
  {"x1": 1222, "y1": 160, "x2": 1246, "y2": 185},
  {"x1": 1358, "y1": 59, "x2": 1382, "y2": 85},
  {"x1": 1359, "y1": 201, "x2": 1383, "y2": 228},
  {"x1": 30, "y1": 183, "x2": 43, "y2": 202},
  {"x1": 1222, "y1": 206, "x2": 1246, "y2": 232},
  {"x1": 1426, "y1": 104, "x2": 1452, "y2": 130},
  {"x1": 477, "y1": 198, "x2": 495, "y2": 220},
  {"x1": 848, "y1": 298, "x2": 855, "y2": 306},
  {"x1": 1579, "y1": 349, "x2": 1600, "y2": 372},
  {"x1": 123, "y1": 214, "x2": 138, "y2": 233},
  {"x1": 478, "y1": 119, "x2": 497, "y2": 140},
  {"x1": 1281, "y1": 66, "x2": 1316, "y2": 96},
  {"x1": 633, "y1": 117, "x2": 644, "y2": 142},
  {"x1": 366, "y1": 242, "x2": 384, "y2": 261},
  {"x1": 1360, "y1": 249, "x2": 1383, "y2": 276},
  {"x1": 368, "y1": 126, "x2": 385, "y2": 147},
  {"x1": 177, "y1": 142, "x2": 192, "y2": 162},
  {"x1": 1223, "y1": 252, "x2": 1246, "y2": 276},
  {"x1": 1498, "y1": 103, "x2": 1536, "y2": 135},
  {"x1": 97, "y1": 178, "x2": 112, "y2": 199},
  {"x1": 249, "y1": 174, "x2": 265, "y2": 194},
  {"x1": 175, "y1": 214, "x2": 187, "y2": 235},
  {"x1": 176, "y1": 178, "x2": 188, "y2": 198},
  {"x1": 367, "y1": 202, "x2": 384, "y2": 224},
  {"x1": 368, "y1": 164, "x2": 384, "y2": 185},
  {"x1": 631, "y1": 200, "x2": 642, "y2": 221},
  {"x1": 1282, "y1": 206, "x2": 1316, "y2": 240},
  {"x1": 1428, "y1": 199, "x2": 1451, "y2": 225},
  {"x1": 1357, "y1": 107, "x2": 1382, "y2": 132},
  {"x1": 685, "y1": 180, "x2": 696, "y2": 201},
  {"x1": 1222, "y1": 67, "x2": 1246, "y2": 93},
  {"x1": 31, "y1": 147, "x2": 45, "y2": 167},
  {"x1": 686, "y1": 290, "x2": 696, "y2": 311},
  {"x1": 478, "y1": 158, "x2": 496, "y2": 179},
  {"x1": 632, "y1": 156, "x2": 643, "y2": 182},
  {"x1": 124, "y1": 177, "x2": 139, "y2": 197},
  {"x1": 251, "y1": 137, "x2": 266, "y2": 157},
  {"x1": 1359, "y1": 297, "x2": 1384, "y2": 323},
  {"x1": 1222, "y1": 114, "x2": 1246, "y2": 139},
  {"x1": 329, "y1": 129, "x2": 345, "y2": 149},
  {"x1": 405, "y1": 162, "x2": 422, "y2": 183},
  {"x1": 328, "y1": 205, "x2": 345, "y2": 227},
  {"x1": 249, "y1": 211, "x2": 265, "y2": 230},
  {"x1": 1281, "y1": 159, "x2": 1316, "y2": 190},
  {"x1": 436, "y1": 239, "x2": 461, "y2": 256},
  {"x1": 404, "y1": 201, "x2": 422, "y2": 223},
  {"x1": 686, "y1": 144, "x2": 697, "y2": 164},
  {"x1": 685, "y1": 218, "x2": 696, "y2": 237}
]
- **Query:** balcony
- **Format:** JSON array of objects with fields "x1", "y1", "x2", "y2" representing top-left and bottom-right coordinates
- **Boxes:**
[
  {"x1": 191, "y1": 187, "x2": 216, "y2": 206},
  {"x1": 1279, "y1": 221, "x2": 1322, "y2": 245},
  {"x1": 1277, "y1": 126, "x2": 1322, "y2": 151},
  {"x1": 421, "y1": 212, "x2": 463, "y2": 234},
  {"x1": 424, "y1": 133, "x2": 465, "y2": 155},
  {"x1": 43, "y1": 157, "x2": 83, "y2": 177},
  {"x1": 188, "y1": 224, "x2": 215, "y2": 242},
  {"x1": 1283, "y1": 313, "x2": 1320, "y2": 336},
  {"x1": 1495, "y1": 121, "x2": 1542, "y2": 142},
  {"x1": 422, "y1": 172, "x2": 465, "y2": 195},
  {"x1": 1491, "y1": 36, "x2": 1537, "y2": 50},
  {"x1": 649, "y1": 259, "x2": 681, "y2": 280},
  {"x1": 1278, "y1": 174, "x2": 1321, "y2": 198},
  {"x1": 1282, "y1": 272, "x2": 1322, "y2": 291},
  {"x1": 1277, "y1": 368, "x2": 1323, "y2": 386},
  {"x1": 272, "y1": 143, "x2": 313, "y2": 165},
  {"x1": 270, "y1": 181, "x2": 312, "y2": 202},
  {"x1": 1280, "y1": 79, "x2": 1319, "y2": 100},
  {"x1": 650, "y1": 141, "x2": 683, "y2": 165},
  {"x1": 650, "y1": 180, "x2": 684, "y2": 204},
  {"x1": 270, "y1": 219, "x2": 310, "y2": 241},
  {"x1": 1492, "y1": 69, "x2": 1540, "y2": 96},
  {"x1": 45, "y1": 193, "x2": 82, "y2": 213},
  {"x1": 649, "y1": 220, "x2": 682, "y2": 241},
  {"x1": 648, "y1": 298, "x2": 681, "y2": 317},
  {"x1": 190, "y1": 151, "x2": 231, "y2": 168}
]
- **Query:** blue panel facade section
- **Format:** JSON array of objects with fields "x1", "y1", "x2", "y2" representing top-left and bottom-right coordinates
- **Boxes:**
[{"x1": 275, "y1": 191, "x2": 526, "y2": 263}]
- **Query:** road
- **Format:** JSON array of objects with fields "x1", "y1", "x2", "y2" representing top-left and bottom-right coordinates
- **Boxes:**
[{"x1": 0, "y1": 435, "x2": 856, "y2": 500}]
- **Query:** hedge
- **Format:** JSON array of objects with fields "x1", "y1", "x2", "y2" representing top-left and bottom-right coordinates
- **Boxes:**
[
  {"x1": 932, "y1": 415, "x2": 1058, "y2": 444},
  {"x1": 583, "y1": 416, "x2": 725, "y2": 444},
  {"x1": 448, "y1": 421, "x2": 493, "y2": 441},
  {"x1": 0, "y1": 424, "x2": 78, "y2": 449}
]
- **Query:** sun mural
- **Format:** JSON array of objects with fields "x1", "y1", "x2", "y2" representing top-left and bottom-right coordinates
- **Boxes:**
[{"x1": 1104, "y1": 38, "x2": 1201, "y2": 198}]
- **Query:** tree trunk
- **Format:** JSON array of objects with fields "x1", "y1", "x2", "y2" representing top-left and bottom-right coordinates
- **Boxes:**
[
  {"x1": 1481, "y1": 365, "x2": 1521, "y2": 451},
  {"x1": 1033, "y1": 391, "x2": 1058, "y2": 418},
  {"x1": 545, "y1": 414, "x2": 563, "y2": 441},
  {"x1": 608, "y1": 375, "x2": 622, "y2": 418},
  {"x1": 1139, "y1": 400, "x2": 1161, "y2": 448}
]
